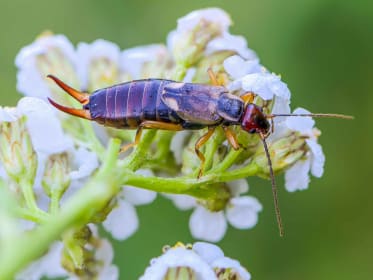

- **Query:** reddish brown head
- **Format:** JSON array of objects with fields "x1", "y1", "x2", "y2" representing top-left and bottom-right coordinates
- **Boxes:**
[{"x1": 240, "y1": 103, "x2": 270, "y2": 134}]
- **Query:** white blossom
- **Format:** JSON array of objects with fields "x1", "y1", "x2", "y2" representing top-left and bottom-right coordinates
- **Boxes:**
[
  {"x1": 170, "y1": 131, "x2": 192, "y2": 165},
  {"x1": 140, "y1": 246, "x2": 217, "y2": 280},
  {"x1": 15, "y1": 34, "x2": 78, "y2": 101},
  {"x1": 16, "y1": 242, "x2": 67, "y2": 280},
  {"x1": 166, "y1": 179, "x2": 262, "y2": 242},
  {"x1": 121, "y1": 44, "x2": 169, "y2": 79},
  {"x1": 76, "y1": 39, "x2": 121, "y2": 89},
  {"x1": 284, "y1": 108, "x2": 325, "y2": 191},
  {"x1": 177, "y1": 8, "x2": 231, "y2": 33},
  {"x1": 205, "y1": 33, "x2": 258, "y2": 60},
  {"x1": 17, "y1": 97, "x2": 73, "y2": 156},
  {"x1": 223, "y1": 55, "x2": 262, "y2": 81},
  {"x1": 194, "y1": 242, "x2": 251, "y2": 280},
  {"x1": 141, "y1": 242, "x2": 251, "y2": 280},
  {"x1": 103, "y1": 169, "x2": 157, "y2": 240},
  {"x1": 92, "y1": 239, "x2": 119, "y2": 280},
  {"x1": 69, "y1": 147, "x2": 99, "y2": 180}
]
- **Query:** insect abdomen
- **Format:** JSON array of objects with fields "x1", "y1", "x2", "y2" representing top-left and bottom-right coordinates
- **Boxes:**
[{"x1": 87, "y1": 79, "x2": 182, "y2": 128}]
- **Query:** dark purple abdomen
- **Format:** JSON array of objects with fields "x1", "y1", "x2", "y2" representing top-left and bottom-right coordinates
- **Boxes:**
[{"x1": 86, "y1": 79, "x2": 182, "y2": 128}]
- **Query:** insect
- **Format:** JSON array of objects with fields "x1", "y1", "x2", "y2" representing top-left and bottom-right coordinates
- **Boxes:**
[{"x1": 47, "y1": 71, "x2": 353, "y2": 236}]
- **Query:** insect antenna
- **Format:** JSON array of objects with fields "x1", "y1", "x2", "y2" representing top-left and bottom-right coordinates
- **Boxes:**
[
  {"x1": 259, "y1": 132, "x2": 284, "y2": 237},
  {"x1": 267, "y1": 113, "x2": 354, "y2": 120}
]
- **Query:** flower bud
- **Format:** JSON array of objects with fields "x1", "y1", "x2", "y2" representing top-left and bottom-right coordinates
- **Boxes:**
[
  {"x1": 0, "y1": 116, "x2": 37, "y2": 183},
  {"x1": 251, "y1": 132, "x2": 307, "y2": 178},
  {"x1": 77, "y1": 39, "x2": 121, "y2": 91},
  {"x1": 42, "y1": 153, "x2": 70, "y2": 198},
  {"x1": 16, "y1": 32, "x2": 80, "y2": 106},
  {"x1": 164, "y1": 267, "x2": 197, "y2": 280},
  {"x1": 168, "y1": 8, "x2": 231, "y2": 67},
  {"x1": 193, "y1": 51, "x2": 235, "y2": 85}
]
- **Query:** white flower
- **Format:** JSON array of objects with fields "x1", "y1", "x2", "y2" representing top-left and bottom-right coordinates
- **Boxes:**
[
  {"x1": 166, "y1": 179, "x2": 262, "y2": 242},
  {"x1": 140, "y1": 246, "x2": 217, "y2": 280},
  {"x1": 69, "y1": 147, "x2": 99, "y2": 180},
  {"x1": 17, "y1": 97, "x2": 73, "y2": 156},
  {"x1": 76, "y1": 39, "x2": 121, "y2": 89},
  {"x1": 194, "y1": 242, "x2": 251, "y2": 280},
  {"x1": 284, "y1": 108, "x2": 325, "y2": 192},
  {"x1": 15, "y1": 34, "x2": 78, "y2": 101},
  {"x1": 223, "y1": 55, "x2": 291, "y2": 104},
  {"x1": 236, "y1": 72, "x2": 291, "y2": 101},
  {"x1": 121, "y1": 44, "x2": 170, "y2": 79},
  {"x1": 205, "y1": 33, "x2": 258, "y2": 60},
  {"x1": 103, "y1": 169, "x2": 157, "y2": 240},
  {"x1": 140, "y1": 242, "x2": 251, "y2": 280},
  {"x1": 223, "y1": 55, "x2": 262, "y2": 81},
  {"x1": 16, "y1": 97, "x2": 74, "y2": 195},
  {"x1": 170, "y1": 131, "x2": 192, "y2": 165},
  {"x1": 16, "y1": 242, "x2": 68, "y2": 280},
  {"x1": 177, "y1": 8, "x2": 231, "y2": 33},
  {"x1": 93, "y1": 239, "x2": 119, "y2": 280}
]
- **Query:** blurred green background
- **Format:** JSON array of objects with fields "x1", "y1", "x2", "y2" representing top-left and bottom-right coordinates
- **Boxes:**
[{"x1": 1, "y1": 0, "x2": 372, "y2": 279}]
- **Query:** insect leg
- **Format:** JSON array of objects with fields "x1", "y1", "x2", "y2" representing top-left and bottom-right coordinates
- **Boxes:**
[
  {"x1": 222, "y1": 126, "x2": 240, "y2": 150},
  {"x1": 207, "y1": 68, "x2": 220, "y2": 86},
  {"x1": 119, "y1": 121, "x2": 183, "y2": 153},
  {"x1": 195, "y1": 127, "x2": 216, "y2": 178}
]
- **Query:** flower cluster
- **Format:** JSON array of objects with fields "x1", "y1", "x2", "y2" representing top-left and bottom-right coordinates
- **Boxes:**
[
  {"x1": 0, "y1": 7, "x2": 331, "y2": 280},
  {"x1": 140, "y1": 242, "x2": 251, "y2": 280}
]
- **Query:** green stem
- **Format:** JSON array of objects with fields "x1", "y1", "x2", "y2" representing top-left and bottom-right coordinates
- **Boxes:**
[
  {"x1": 121, "y1": 130, "x2": 157, "y2": 171},
  {"x1": 15, "y1": 207, "x2": 49, "y2": 223},
  {"x1": 203, "y1": 136, "x2": 220, "y2": 172},
  {"x1": 82, "y1": 122, "x2": 106, "y2": 161},
  {"x1": 0, "y1": 139, "x2": 121, "y2": 280},
  {"x1": 209, "y1": 148, "x2": 243, "y2": 173},
  {"x1": 49, "y1": 189, "x2": 61, "y2": 215},
  {"x1": 19, "y1": 178, "x2": 48, "y2": 219},
  {"x1": 123, "y1": 171, "x2": 228, "y2": 199},
  {"x1": 216, "y1": 162, "x2": 260, "y2": 181}
]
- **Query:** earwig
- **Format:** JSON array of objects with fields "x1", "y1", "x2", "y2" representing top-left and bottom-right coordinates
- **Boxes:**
[{"x1": 47, "y1": 71, "x2": 353, "y2": 237}]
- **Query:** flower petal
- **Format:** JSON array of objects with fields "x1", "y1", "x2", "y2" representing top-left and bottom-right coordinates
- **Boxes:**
[
  {"x1": 176, "y1": 8, "x2": 231, "y2": 33},
  {"x1": 76, "y1": 39, "x2": 121, "y2": 89},
  {"x1": 123, "y1": 186, "x2": 157, "y2": 206},
  {"x1": 102, "y1": 200, "x2": 139, "y2": 240},
  {"x1": 123, "y1": 169, "x2": 157, "y2": 205},
  {"x1": 241, "y1": 72, "x2": 291, "y2": 101},
  {"x1": 15, "y1": 34, "x2": 77, "y2": 101},
  {"x1": 189, "y1": 206, "x2": 227, "y2": 242},
  {"x1": 306, "y1": 139, "x2": 325, "y2": 178},
  {"x1": 140, "y1": 247, "x2": 217, "y2": 280},
  {"x1": 163, "y1": 193, "x2": 197, "y2": 210},
  {"x1": 69, "y1": 147, "x2": 99, "y2": 180},
  {"x1": 285, "y1": 159, "x2": 311, "y2": 192},
  {"x1": 17, "y1": 97, "x2": 73, "y2": 155},
  {"x1": 170, "y1": 131, "x2": 191, "y2": 165},
  {"x1": 226, "y1": 196, "x2": 262, "y2": 229},
  {"x1": 192, "y1": 242, "x2": 224, "y2": 264},
  {"x1": 16, "y1": 242, "x2": 67, "y2": 280},
  {"x1": 0, "y1": 107, "x2": 18, "y2": 122},
  {"x1": 205, "y1": 33, "x2": 257, "y2": 60},
  {"x1": 212, "y1": 256, "x2": 251, "y2": 280},
  {"x1": 95, "y1": 239, "x2": 119, "y2": 280},
  {"x1": 121, "y1": 44, "x2": 168, "y2": 79},
  {"x1": 285, "y1": 107, "x2": 315, "y2": 134},
  {"x1": 223, "y1": 55, "x2": 261, "y2": 80},
  {"x1": 227, "y1": 179, "x2": 249, "y2": 197}
]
